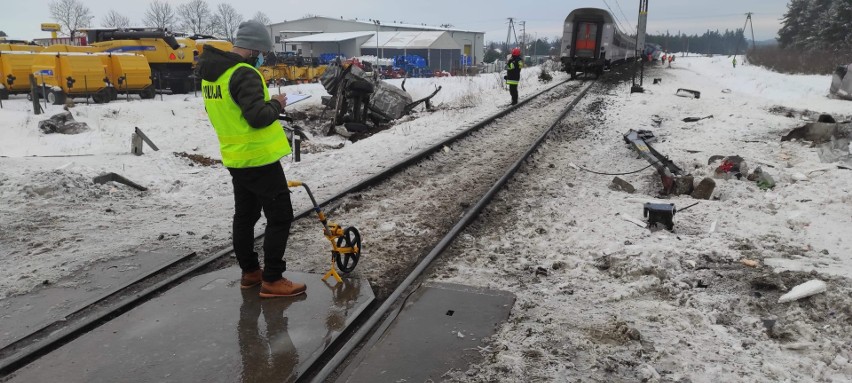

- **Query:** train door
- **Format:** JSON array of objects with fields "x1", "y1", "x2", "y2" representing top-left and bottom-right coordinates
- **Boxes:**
[{"x1": 573, "y1": 22, "x2": 600, "y2": 58}]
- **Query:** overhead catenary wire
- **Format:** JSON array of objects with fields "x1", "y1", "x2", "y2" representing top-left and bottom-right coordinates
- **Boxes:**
[
  {"x1": 602, "y1": 0, "x2": 631, "y2": 36},
  {"x1": 612, "y1": 0, "x2": 637, "y2": 35}
]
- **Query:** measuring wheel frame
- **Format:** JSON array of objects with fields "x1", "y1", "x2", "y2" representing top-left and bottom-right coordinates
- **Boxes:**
[{"x1": 288, "y1": 180, "x2": 362, "y2": 283}]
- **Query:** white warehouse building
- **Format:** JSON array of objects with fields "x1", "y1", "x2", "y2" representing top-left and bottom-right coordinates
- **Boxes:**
[{"x1": 265, "y1": 16, "x2": 484, "y2": 72}]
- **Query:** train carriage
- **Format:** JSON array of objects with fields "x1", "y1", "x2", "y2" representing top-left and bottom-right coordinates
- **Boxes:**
[{"x1": 560, "y1": 8, "x2": 636, "y2": 79}]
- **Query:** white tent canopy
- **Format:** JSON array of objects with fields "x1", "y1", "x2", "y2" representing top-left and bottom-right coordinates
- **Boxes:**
[
  {"x1": 282, "y1": 31, "x2": 375, "y2": 43},
  {"x1": 361, "y1": 31, "x2": 460, "y2": 50}
]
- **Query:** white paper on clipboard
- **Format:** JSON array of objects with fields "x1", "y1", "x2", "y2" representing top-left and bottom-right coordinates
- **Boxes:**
[{"x1": 282, "y1": 93, "x2": 310, "y2": 107}]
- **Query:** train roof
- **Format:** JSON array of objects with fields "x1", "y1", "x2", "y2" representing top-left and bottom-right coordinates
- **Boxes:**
[{"x1": 565, "y1": 8, "x2": 617, "y2": 24}]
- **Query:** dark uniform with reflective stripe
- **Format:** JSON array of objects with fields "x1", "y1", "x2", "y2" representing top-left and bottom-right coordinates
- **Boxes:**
[
  {"x1": 198, "y1": 46, "x2": 293, "y2": 283},
  {"x1": 506, "y1": 55, "x2": 523, "y2": 105}
]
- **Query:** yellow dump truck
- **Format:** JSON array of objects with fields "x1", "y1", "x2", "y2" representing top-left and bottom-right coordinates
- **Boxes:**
[
  {"x1": 31, "y1": 52, "x2": 112, "y2": 104},
  {"x1": 0, "y1": 51, "x2": 38, "y2": 99}
]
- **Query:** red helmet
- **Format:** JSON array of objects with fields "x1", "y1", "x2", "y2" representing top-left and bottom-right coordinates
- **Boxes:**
[{"x1": 512, "y1": 48, "x2": 521, "y2": 56}]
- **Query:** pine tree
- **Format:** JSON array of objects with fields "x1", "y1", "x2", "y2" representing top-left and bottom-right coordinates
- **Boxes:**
[
  {"x1": 778, "y1": 0, "x2": 808, "y2": 48},
  {"x1": 822, "y1": 0, "x2": 852, "y2": 52}
]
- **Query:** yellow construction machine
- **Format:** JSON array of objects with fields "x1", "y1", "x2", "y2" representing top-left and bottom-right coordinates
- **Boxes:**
[
  {"x1": 31, "y1": 52, "x2": 111, "y2": 104},
  {"x1": 0, "y1": 51, "x2": 38, "y2": 99},
  {"x1": 83, "y1": 28, "x2": 195, "y2": 94}
]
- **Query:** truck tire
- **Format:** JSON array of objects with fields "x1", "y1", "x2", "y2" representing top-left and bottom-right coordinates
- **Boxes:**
[
  {"x1": 107, "y1": 87, "x2": 119, "y2": 101},
  {"x1": 91, "y1": 89, "x2": 111, "y2": 104},
  {"x1": 47, "y1": 89, "x2": 66, "y2": 105},
  {"x1": 139, "y1": 86, "x2": 156, "y2": 100}
]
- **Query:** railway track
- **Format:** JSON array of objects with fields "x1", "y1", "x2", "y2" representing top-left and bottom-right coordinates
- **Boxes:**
[{"x1": 0, "y1": 75, "x2": 596, "y2": 380}]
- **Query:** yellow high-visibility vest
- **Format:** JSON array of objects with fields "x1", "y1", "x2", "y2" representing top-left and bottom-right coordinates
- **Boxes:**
[{"x1": 202, "y1": 62, "x2": 290, "y2": 168}]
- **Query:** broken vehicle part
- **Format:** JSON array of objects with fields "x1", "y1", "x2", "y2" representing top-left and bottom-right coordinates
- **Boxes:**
[
  {"x1": 319, "y1": 60, "x2": 442, "y2": 130},
  {"x1": 675, "y1": 88, "x2": 701, "y2": 99},
  {"x1": 623, "y1": 129, "x2": 686, "y2": 194},
  {"x1": 682, "y1": 115, "x2": 713, "y2": 122}
]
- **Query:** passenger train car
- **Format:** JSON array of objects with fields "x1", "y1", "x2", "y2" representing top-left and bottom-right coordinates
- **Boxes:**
[{"x1": 560, "y1": 8, "x2": 637, "y2": 79}]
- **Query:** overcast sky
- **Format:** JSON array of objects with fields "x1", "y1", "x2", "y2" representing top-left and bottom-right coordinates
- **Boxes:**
[{"x1": 2, "y1": 0, "x2": 788, "y2": 43}]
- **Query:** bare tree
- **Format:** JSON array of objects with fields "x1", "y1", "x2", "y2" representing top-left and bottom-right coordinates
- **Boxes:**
[
  {"x1": 143, "y1": 0, "x2": 176, "y2": 30},
  {"x1": 212, "y1": 3, "x2": 243, "y2": 43},
  {"x1": 102, "y1": 10, "x2": 131, "y2": 29},
  {"x1": 178, "y1": 0, "x2": 212, "y2": 35},
  {"x1": 49, "y1": 0, "x2": 94, "y2": 40},
  {"x1": 252, "y1": 11, "x2": 271, "y2": 26}
]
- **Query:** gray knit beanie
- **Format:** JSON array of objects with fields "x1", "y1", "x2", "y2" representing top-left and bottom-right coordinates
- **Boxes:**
[{"x1": 234, "y1": 20, "x2": 273, "y2": 52}]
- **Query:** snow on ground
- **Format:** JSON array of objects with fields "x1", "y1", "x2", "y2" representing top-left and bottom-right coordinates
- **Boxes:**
[
  {"x1": 0, "y1": 65, "x2": 551, "y2": 298},
  {"x1": 431, "y1": 56, "x2": 852, "y2": 382},
  {"x1": 2, "y1": 56, "x2": 851, "y2": 381}
]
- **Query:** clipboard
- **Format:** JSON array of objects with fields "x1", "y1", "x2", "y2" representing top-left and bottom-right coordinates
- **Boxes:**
[{"x1": 282, "y1": 93, "x2": 311, "y2": 107}]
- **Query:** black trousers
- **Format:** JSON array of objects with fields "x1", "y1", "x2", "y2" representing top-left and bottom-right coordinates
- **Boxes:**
[
  {"x1": 509, "y1": 84, "x2": 518, "y2": 104},
  {"x1": 228, "y1": 161, "x2": 294, "y2": 282}
]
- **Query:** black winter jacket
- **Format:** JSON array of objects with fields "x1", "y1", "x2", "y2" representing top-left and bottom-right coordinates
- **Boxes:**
[
  {"x1": 197, "y1": 46, "x2": 281, "y2": 128},
  {"x1": 506, "y1": 56, "x2": 523, "y2": 82}
]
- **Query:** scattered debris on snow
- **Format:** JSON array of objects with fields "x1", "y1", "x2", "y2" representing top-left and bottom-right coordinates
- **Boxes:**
[{"x1": 778, "y1": 279, "x2": 827, "y2": 303}]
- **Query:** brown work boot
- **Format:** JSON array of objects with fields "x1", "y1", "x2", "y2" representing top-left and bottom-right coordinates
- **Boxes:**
[
  {"x1": 240, "y1": 269, "x2": 263, "y2": 289},
  {"x1": 259, "y1": 278, "x2": 306, "y2": 298}
]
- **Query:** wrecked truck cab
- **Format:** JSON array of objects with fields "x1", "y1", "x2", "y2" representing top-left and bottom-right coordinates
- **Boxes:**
[
  {"x1": 830, "y1": 64, "x2": 851, "y2": 101},
  {"x1": 370, "y1": 80, "x2": 412, "y2": 121},
  {"x1": 319, "y1": 60, "x2": 440, "y2": 132}
]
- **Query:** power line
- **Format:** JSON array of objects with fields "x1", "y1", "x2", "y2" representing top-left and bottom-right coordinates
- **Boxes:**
[
  {"x1": 613, "y1": 0, "x2": 637, "y2": 35},
  {"x1": 602, "y1": 0, "x2": 631, "y2": 35}
]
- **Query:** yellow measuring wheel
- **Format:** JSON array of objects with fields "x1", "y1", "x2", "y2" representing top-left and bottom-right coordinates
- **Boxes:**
[{"x1": 288, "y1": 181, "x2": 362, "y2": 283}]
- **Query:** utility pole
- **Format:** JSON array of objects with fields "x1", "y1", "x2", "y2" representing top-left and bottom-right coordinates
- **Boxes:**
[
  {"x1": 519, "y1": 21, "x2": 526, "y2": 57},
  {"x1": 533, "y1": 32, "x2": 538, "y2": 64},
  {"x1": 746, "y1": 12, "x2": 756, "y2": 50},
  {"x1": 503, "y1": 18, "x2": 518, "y2": 89},
  {"x1": 734, "y1": 12, "x2": 755, "y2": 60},
  {"x1": 374, "y1": 20, "x2": 380, "y2": 78},
  {"x1": 631, "y1": 0, "x2": 649, "y2": 93}
]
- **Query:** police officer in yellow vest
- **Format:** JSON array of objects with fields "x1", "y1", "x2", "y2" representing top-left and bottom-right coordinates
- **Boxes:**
[{"x1": 198, "y1": 20, "x2": 306, "y2": 298}]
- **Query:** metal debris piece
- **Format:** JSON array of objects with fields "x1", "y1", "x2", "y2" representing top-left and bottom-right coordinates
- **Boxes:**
[
  {"x1": 131, "y1": 127, "x2": 159, "y2": 156},
  {"x1": 643, "y1": 203, "x2": 676, "y2": 231},
  {"x1": 623, "y1": 129, "x2": 686, "y2": 194},
  {"x1": 682, "y1": 115, "x2": 713, "y2": 122},
  {"x1": 675, "y1": 88, "x2": 701, "y2": 99},
  {"x1": 93, "y1": 173, "x2": 148, "y2": 191}
]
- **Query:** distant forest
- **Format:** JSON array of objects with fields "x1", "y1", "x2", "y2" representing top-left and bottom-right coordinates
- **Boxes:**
[
  {"x1": 778, "y1": 0, "x2": 852, "y2": 51},
  {"x1": 644, "y1": 30, "x2": 749, "y2": 55},
  {"x1": 750, "y1": 0, "x2": 851, "y2": 75}
]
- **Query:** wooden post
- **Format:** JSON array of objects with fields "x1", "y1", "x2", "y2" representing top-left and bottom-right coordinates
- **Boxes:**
[{"x1": 29, "y1": 74, "x2": 43, "y2": 115}]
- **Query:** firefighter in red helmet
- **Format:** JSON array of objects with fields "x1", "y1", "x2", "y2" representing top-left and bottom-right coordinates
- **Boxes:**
[{"x1": 505, "y1": 47, "x2": 524, "y2": 105}]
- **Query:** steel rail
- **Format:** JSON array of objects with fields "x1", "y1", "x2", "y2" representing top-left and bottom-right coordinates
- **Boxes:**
[
  {"x1": 0, "y1": 78, "x2": 571, "y2": 377},
  {"x1": 309, "y1": 80, "x2": 595, "y2": 382}
]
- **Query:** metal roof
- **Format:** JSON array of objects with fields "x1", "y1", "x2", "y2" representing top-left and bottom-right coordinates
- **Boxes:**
[
  {"x1": 361, "y1": 31, "x2": 460, "y2": 49},
  {"x1": 271, "y1": 16, "x2": 484, "y2": 34},
  {"x1": 282, "y1": 31, "x2": 374, "y2": 43}
]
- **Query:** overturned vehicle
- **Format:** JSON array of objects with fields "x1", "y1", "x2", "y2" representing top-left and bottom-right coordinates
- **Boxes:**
[
  {"x1": 319, "y1": 60, "x2": 441, "y2": 136},
  {"x1": 830, "y1": 64, "x2": 851, "y2": 100}
]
